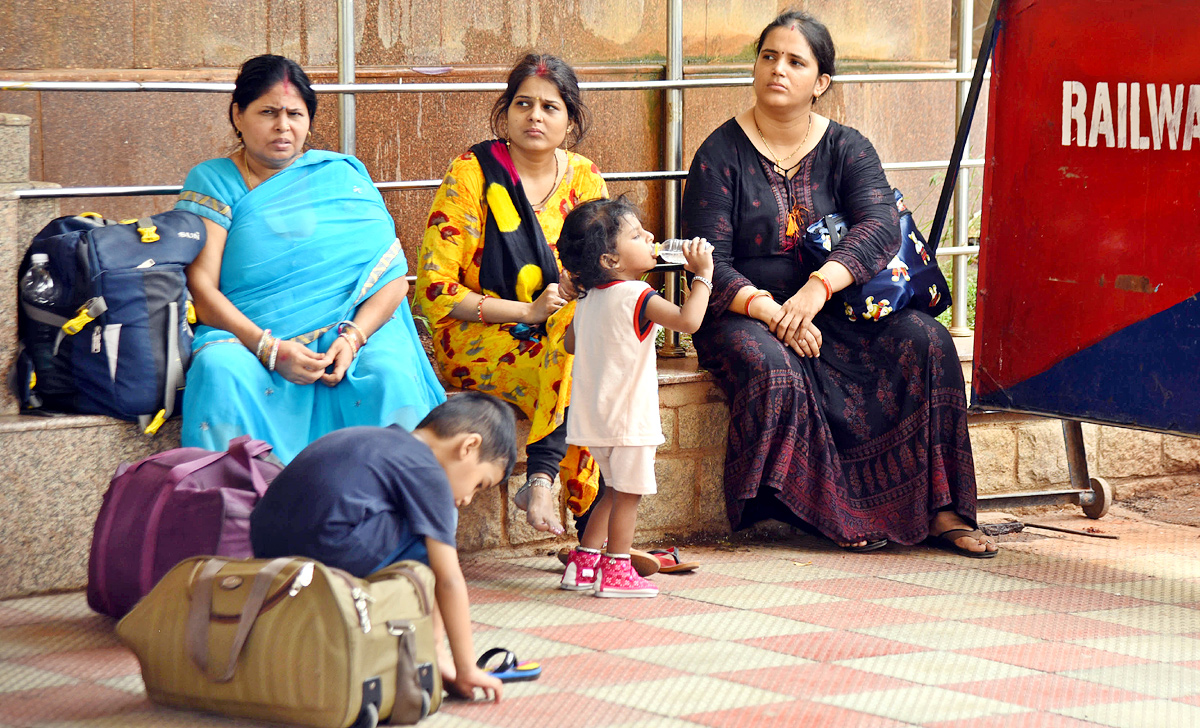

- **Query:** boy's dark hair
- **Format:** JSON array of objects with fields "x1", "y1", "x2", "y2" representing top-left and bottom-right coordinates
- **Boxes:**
[
  {"x1": 416, "y1": 392, "x2": 518, "y2": 479},
  {"x1": 557, "y1": 196, "x2": 641, "y2": 297},
  {"x1": 490, "y1": 53, "x2": 590, "y2": 148},
  {"x1": 755, "y1": 10, "x2": 837, "y2": 99},
  {"x1": 229, "y1": 55, "x2": 318, "y2": 133}
]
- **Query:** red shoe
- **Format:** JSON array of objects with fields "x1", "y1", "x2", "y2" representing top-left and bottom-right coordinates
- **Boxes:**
[
  {"x1": 560, "y1": 547, "x2": 602, "y2": 591},
  {"x1": 594, "y1": 554, "x2": 658, "y2": 598}
]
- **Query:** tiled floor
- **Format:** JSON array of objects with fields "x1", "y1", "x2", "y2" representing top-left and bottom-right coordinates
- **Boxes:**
[{"x1": 1, "y1": 507, "x2": 1198, "y2": 728}]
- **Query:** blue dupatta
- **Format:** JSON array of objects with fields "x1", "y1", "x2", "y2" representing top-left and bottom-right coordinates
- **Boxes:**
[{"x1": 177, "y1": 151, "x2": 445, "y2": 462}]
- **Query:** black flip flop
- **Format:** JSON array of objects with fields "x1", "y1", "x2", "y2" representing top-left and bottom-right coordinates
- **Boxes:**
[
  {"x1": 927, "y1": 528, "x2": 998, "y2": 559},
  {"x1": 839, "y1": 539, "x2": 888, "y2": 553}
]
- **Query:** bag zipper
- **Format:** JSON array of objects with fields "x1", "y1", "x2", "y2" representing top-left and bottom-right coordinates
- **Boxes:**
[{"x1": 331, "y1": 566, "x2": 430, "y2": 635}]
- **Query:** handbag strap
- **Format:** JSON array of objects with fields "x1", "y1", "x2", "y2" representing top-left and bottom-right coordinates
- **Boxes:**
[
  {"x1": 824, "y1": 215, "x2": 844, "y2": 248},
  {"x1": 185, "y1": 557, "x2": 293, "y2": 682},
  {"x1": 927, "y1": 0, "x2": 999, "y2": 250}
]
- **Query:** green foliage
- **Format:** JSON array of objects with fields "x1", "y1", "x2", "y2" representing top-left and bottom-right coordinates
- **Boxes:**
[{"x1": 936, "y1": 257, "x2": 978, "y2": 329}]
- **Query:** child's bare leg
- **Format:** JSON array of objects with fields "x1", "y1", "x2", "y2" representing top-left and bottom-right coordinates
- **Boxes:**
[
  {"x1": 579, "y1": 491, "x2": 612, "y2": 552},
  {"x1": 604, "y1": 491, "x2": 642, "y2": 556}
]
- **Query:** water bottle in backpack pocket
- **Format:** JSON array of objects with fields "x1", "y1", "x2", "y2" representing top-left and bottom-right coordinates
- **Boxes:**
[{"x1": 14, "y1": 211, "x2": 206, "y2": 430}]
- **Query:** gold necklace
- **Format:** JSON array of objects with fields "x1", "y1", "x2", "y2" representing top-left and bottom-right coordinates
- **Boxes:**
[{"x1": 754, "y1": 111, "x2": 812, "y2": 175}]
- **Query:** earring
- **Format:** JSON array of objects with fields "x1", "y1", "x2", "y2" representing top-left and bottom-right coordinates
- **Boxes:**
[{"x1": 235, "y1": 129, "x2": 243, "y2": 139}]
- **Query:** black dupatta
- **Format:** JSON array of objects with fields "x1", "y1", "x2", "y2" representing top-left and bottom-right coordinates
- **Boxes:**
[{"x1": 472, "y1": 140, "x2": 561, "y2": 306}]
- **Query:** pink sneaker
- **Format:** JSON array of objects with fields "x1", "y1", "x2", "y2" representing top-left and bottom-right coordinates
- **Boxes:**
[
  {"x1": 560, "y1": 547, "x2": 602, "y2": 591},
  {"x1": 594, "y1": 555, "x2": 658, "y2": 598}
]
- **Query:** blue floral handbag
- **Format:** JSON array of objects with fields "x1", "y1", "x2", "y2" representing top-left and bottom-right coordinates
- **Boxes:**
[{"x1": 803, "y1": 189, "x2": 952, "y2": 322}]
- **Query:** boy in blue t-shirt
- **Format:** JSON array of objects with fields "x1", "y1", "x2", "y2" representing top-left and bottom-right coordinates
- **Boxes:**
[{"x1": 251, "y1": 391, "x2": 517, "y2": 702}]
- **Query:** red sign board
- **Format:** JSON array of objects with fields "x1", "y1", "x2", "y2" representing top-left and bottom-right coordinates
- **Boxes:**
[{"x1": 973, "y1": 0, "x2": 1200, "y2": 435}]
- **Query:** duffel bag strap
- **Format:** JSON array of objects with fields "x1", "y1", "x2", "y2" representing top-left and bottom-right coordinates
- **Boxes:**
[
  {"x1": 137, "y1": 448, "x2": 235, "y2": 594},
  {"x1": 386, "y1": 620, "x2": 430, "y2": 725},
  {"x1": 226, "y1": 435, "x2": 277, "y2": 496},
  {"x1": 186, "y1": 557, "x2": 293, "y2": 682}
]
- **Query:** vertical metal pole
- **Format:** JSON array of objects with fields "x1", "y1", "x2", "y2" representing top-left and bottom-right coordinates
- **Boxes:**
[
  {"x1": 337, "y1": 0, "x2": 356, "y2": 155},
  {"x1": 1061, "y1": 420, "x2": 1091, "y2": 492},
  {"x1": 949, "y1": 0, "x2": 973, "y2": 336},
  {"x1": 660, "y1": 0, "x2": 686, "y2": 356}
]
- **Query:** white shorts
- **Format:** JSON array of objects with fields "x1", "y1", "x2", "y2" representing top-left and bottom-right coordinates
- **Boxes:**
[{"x1": 589, "y1": 445, "x2": 658, "y2": 495}]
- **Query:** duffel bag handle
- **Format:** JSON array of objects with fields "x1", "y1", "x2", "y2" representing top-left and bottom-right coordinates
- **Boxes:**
[
  {"x1": 227, "y1": 435, "x2": 276, "y2": 497},
  {"x1": 185, "y1": 557, "x2": 292, "y2": 682}
]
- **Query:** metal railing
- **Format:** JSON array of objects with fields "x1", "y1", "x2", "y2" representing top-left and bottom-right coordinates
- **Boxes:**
[
  {"x1": 0, "y1": 73, "x2": 985, "y2": 95},
  {"x1": 10, "y1": 159, "x2": 983, "y2": 203},
  {"x1": 4, "y1": 0, "x2": 984, "y2": 341}
]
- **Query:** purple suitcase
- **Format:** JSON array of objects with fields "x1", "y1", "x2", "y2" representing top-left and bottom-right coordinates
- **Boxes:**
[{"x1": 87, "y1": 435, "x2": 283, "y2": 618}]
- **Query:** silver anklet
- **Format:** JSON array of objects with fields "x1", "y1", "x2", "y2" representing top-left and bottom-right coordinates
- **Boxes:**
[{"x1": 515, "y1": 474, "x2": 554, "y2": 500}]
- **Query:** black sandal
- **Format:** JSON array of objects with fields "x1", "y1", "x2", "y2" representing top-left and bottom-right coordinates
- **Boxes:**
[
  {"x1": 838, "y1": 539, "x2": 888, "y2": 553},
  {"x1": 927, "y1": 528, "x2": 998, "y2": 559}
]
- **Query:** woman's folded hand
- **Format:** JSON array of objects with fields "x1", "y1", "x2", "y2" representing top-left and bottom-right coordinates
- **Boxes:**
[
  {"x1": 319, "y1": 336, "x2": 356, "y2": 387},
  {"x1": 786, "y1": 321, "x2": 823, "y2": 358},
  {"x1": 274, "y1": 340, "x2": 331, "y2": 385},
  {"x1": 769, "y1": 284, "x2": 825, "y2": 348}
]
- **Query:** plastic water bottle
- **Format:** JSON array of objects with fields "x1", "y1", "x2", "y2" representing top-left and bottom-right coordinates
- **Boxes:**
[
  {"x1": 653, "y1": 238, "x2": 688, "y2": 264},
  {"x1": 20, "y1": 254, "x2": 62, "y2": 307}
]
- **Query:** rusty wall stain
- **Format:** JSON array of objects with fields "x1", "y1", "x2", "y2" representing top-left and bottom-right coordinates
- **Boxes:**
[{"x1": 1114, "y1": 275, "x2": 1153, "y2": 293}]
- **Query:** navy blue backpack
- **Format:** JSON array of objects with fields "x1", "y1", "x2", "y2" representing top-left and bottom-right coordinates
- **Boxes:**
[{"x1": 15, "y1": 211, "x2": 206, "y2": 432}]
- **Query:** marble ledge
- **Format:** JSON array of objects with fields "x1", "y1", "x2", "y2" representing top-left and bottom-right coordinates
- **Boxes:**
[{"x1": 656, "y1": 354, "x2": 713, "y2": 385}]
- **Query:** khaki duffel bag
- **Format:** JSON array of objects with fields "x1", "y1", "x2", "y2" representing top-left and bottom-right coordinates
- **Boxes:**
[{"x1": 117, "y1": 556, "x2": 442, "y2": 727}]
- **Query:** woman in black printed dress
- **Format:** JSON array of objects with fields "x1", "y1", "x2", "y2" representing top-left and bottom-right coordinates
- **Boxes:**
[{"x1": 682, "y1": 11, "x2": 996, "y2": 557}]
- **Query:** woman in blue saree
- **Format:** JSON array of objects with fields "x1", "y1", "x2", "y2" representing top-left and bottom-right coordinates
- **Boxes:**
[{"x1": 177, "y1": 55, "x2": 444, "y2": 463}]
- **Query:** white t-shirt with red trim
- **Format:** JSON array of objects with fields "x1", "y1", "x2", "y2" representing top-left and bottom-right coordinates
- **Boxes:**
[{"x1": 566, "y1": 280, "x2": 665, "y2": 447}]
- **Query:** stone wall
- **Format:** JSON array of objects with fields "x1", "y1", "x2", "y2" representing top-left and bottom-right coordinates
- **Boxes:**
[{"x1": 970, "y1": 413, "x2": 1200, "y2": 498}]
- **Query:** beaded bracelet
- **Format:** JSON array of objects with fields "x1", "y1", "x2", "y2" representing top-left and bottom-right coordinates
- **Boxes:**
[
  {"x1": 692, "y1": 275, "x2": 713, "y2": 292},
  {"x1": 809, "y1": 271, "x2": 833, "y2": 301},
  {"x1": 477, "y1": 295, "x2": 492, "y2": 323}
]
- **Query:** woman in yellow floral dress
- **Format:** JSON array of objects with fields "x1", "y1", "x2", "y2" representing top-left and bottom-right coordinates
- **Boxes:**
[{"x1": 416, "y1": 54, "x2": 608, "y2": 535}]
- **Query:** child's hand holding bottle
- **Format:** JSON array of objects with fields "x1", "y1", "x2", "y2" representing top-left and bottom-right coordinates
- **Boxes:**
[{"x1": 681, "y1": 237, "x2": 714, "y2": 279}]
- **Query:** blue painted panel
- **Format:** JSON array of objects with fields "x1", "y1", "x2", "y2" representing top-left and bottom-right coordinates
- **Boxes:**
[{"x1": 974, "y1": 292, "x2": 1200, "y2": 436}]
